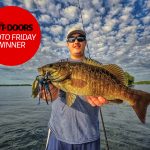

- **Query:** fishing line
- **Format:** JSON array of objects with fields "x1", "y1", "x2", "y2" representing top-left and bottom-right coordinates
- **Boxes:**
[
  {"x1": 77, "y1": 0, "x2": 91, "y2": 59},
  {"x1": 77, "y1": 0, "x2": 109, "y2": 149},
  {"x1": 43, "y1": 86, "x2": 49, "y2": 104}
]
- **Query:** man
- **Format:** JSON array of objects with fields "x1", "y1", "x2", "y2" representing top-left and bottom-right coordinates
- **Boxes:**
[{"x1": 43, "y1": 27, "x2": 108, "y2": 150}]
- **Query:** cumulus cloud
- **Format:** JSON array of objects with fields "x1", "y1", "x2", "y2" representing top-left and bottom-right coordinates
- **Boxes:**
[
  {"x1": 82, "y1": 8, "x2": 95, "y2": 25},
  {"x1": 57, "y1": 17, "x2": 69, "y2": 25},
  {"x1": 146, "y1": 0, "x2": 150, "y2": 9},
  {"x1": 102, "y1": 18, "x2": 118, "y2": 32},
  {"x1": 61, "y1": 6, "x2": 78, "y2": 21},
  {"x1": 33, "y1": 0, "x2": 48, "y2": 8},
  {"x1": 107, "y1": 0, "x2": 120, "y2": 6},
  {"x1": 50, "y1": 25, "x2": 63, "y2": 36},
  {"x1": 47, "y1": 2, "x2": 61, "y2": 18},
  {"x1": 142, "y1": 16, "x2": 150, "y2": 24},
  {"x1": 39, "y1": 14, "x2": 51, "y2": 23},
  {"x1": 22, "y1": 0, "x2": 35, "y2": 10},
  {"x1": 120, "y1": 25, "x2": 137, "y2": 34},
  {"x1": 2, "y1": 0, "x2": 14, "y2": 6},
  {"x1": 120, "y1": 15, "x2": 129, "y2": 22},
  {"x1": 122, "y1": 7, "x2": 132, "y2": 15},
  {"x1": 91, "y1": 0, "x2": 101, "y2": 7}
]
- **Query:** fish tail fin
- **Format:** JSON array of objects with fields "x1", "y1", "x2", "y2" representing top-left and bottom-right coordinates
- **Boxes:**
[{"x1": 131, "y1": 90, "x2": 150, "y2": 124}]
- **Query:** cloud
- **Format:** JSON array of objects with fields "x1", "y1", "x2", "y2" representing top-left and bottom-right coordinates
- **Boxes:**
[
  {"x1": 142, "y1": 16, "x2": 150, "y2": 24},
  {"x1": 120, "y1": 15, "x2": 129, "y2": 22},
  {"x1": 61, "y1": 6, "x2": 78, "y2": 21},
  {"x1": 91, "y1": 0, "x2": 101, "y2": 7},
  {"x1": 57, "y1": 17, "x2": 69, "y2": 25},
  {"x1": 22, "y1": 0, "x2": 35, "y2": 10},
  {"x1": 102, "y1": 18, "x2": 118, "y2": 32},
  {"x1": 122, "y1": 7, "x2": 132, "y2": 15},
  {"x1": 33, "y1": 0, "x2": 48, "y2": 8},
  {"x1": 47, "y1": 2, "x2": 61, "y2": 18},
  {"x1": 146, "y1": 0, "x2": 150, "y2": 9},
  {"x1": 108, "y1": 0, "x2": 120, "y2": 6},
  {"x1": 2, "y1": 0, "x2": 14, "y2": 6},
  {"x1": 102, "y1": 26, "x2": 112, "y2": 32},
  {"x1": 120, "y1": 25, "x2": 137, "y2": 34},
  {"x1": 50, "y1": 25, "x2": 63, "y2": 36},
  {"x1": 82, "y1": 8, "x2": 95, "y2": 25},
  {"x1": 39, "y1": 14, "x2": 51, "y2": 23}
]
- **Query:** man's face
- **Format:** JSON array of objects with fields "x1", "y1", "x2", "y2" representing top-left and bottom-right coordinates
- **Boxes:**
[{"x1": 66, "y1": 33, "x2": 86, "y2": 58}]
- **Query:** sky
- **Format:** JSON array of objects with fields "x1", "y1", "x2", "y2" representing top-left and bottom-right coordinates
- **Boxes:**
[{"x1": 0, "y1": 0, "x2": 150, "y2": 84}]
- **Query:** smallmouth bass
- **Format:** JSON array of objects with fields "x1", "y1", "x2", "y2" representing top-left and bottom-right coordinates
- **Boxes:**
[{"x1": 36, "y1": 58, "x2": 150, "y2": 124}]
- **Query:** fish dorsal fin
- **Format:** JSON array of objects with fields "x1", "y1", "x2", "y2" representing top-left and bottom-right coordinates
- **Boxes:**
[
  {"x1": 101, "y1": 64, "x2": 127, "y2": 85},
  {"x1": 83, "y1": 58, "x2": 127, "y2": 85},
  {"x1": 83, "y1": 57, "x2": 102, "y2": 67},
  {"x1": 66, "y1": 92, "x2": 77, "y2": 106}
]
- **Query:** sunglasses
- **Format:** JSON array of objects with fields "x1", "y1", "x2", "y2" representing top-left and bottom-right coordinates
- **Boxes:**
[{"x1": 67, "y1": 36, "x2": 86, "y2": 43}]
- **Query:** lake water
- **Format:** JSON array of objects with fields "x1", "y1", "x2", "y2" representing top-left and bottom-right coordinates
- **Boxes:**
[{"x1": 0, "y1": 85, "x2": 150, "y2": 150}]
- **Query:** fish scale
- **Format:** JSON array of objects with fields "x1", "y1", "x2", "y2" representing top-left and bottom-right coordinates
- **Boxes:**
[
  {"x1": 69, "y1": 63, "x2": 122, "y2": 98},
  {"x1": 68, "y1": 63, "x2": 125, "y2": 100}
]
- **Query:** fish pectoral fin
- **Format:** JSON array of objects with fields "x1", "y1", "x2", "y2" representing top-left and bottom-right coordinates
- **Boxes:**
[
  {"x1": 66, "y1": 93, "x2": 77, "y2": 106},
  {"x1": 71, "y1": 78, "x2": 87, "y2": 88},
  {"x1": 108, "y1": 99, "x2": 123, "y2": 104}
]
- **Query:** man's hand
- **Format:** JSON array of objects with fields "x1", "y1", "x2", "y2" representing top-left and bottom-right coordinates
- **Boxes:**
[{"x1": 85, "y1": 96, "x2": 108, "y2": 107}]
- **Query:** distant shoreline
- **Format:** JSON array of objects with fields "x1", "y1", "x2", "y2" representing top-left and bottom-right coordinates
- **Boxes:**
[
  {"x1": 0, "y1": 84, "x2": 31, "y2": 86},
  {"x1": 134, "y1": 81, "x2": 150, "y2": 85}
]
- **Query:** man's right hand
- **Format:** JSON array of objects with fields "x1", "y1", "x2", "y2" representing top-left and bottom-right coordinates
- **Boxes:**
[{"x1": 85, "y1": 96, "x2": 108, "y2": 107}]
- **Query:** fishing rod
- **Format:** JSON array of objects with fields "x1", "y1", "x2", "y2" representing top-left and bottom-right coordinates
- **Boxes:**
[
  {"x1": 77, "y1": 0, "x2": 91, "y2": 59},
  {"x1": 77, "y1": 0, "x2": 110, "y2": 149}
]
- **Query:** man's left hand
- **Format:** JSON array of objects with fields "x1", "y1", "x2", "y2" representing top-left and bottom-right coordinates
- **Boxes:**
[{"x1": 85, "y1": 96, "x2": 109, "y2": 107}]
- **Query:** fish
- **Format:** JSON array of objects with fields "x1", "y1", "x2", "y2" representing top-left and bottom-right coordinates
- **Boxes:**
[{"x1": 37, "y1": 58, "x2": 150, "y2": 124}]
